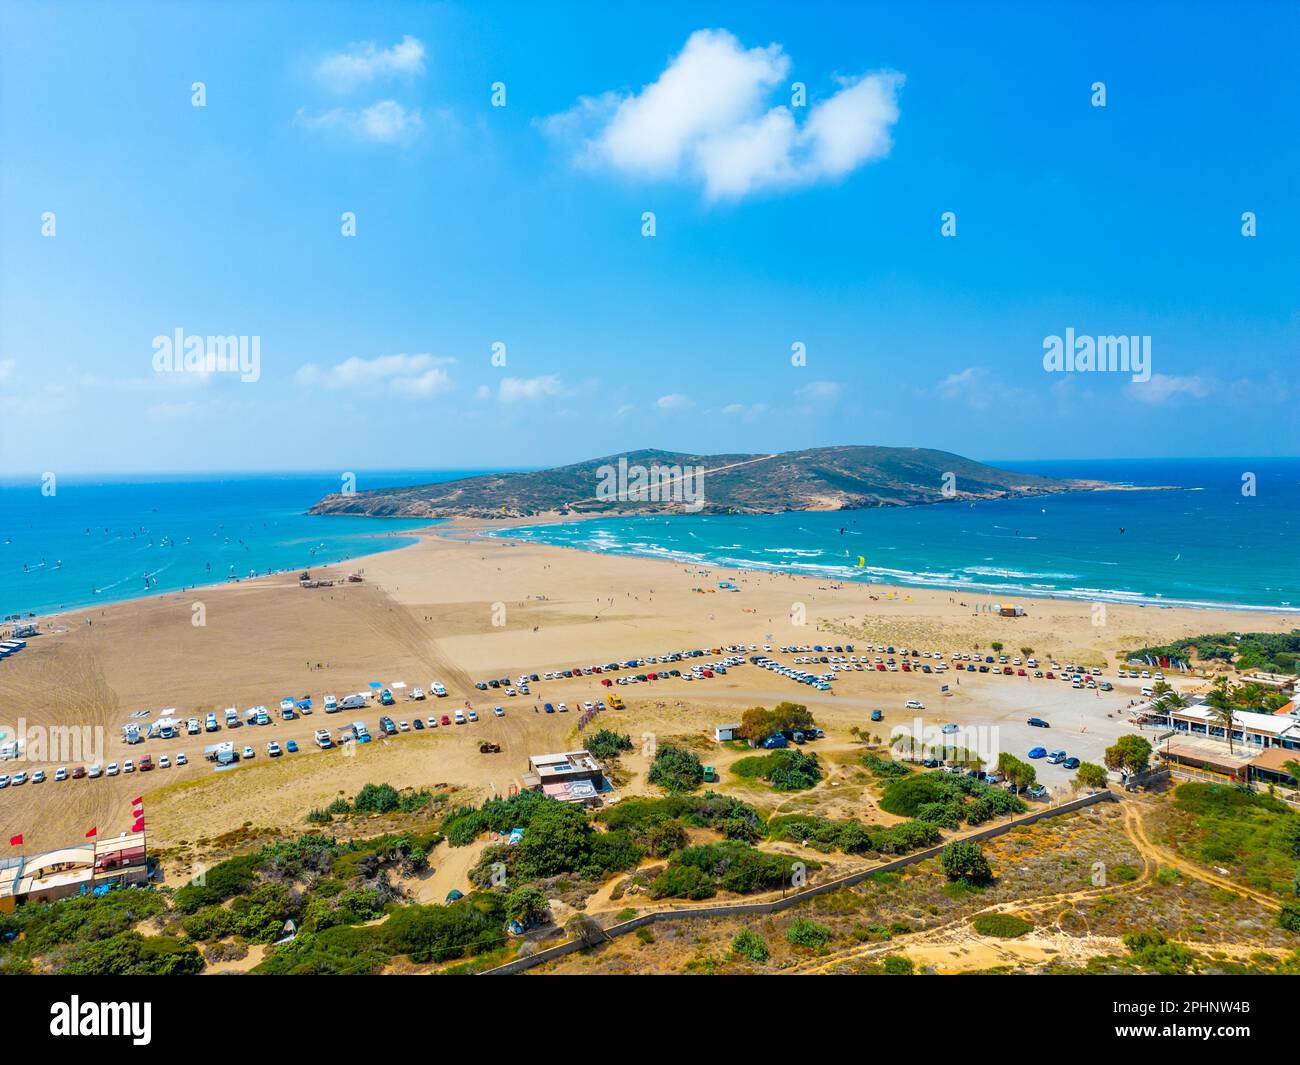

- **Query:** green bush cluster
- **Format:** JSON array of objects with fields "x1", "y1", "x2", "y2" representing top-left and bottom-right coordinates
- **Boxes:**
[
  {"x1": 879, "y1": 770, "x2": 1025, "y2": 825},
  {"x1": 731, "y1": 749, "x2": 823, "y2": 791}
]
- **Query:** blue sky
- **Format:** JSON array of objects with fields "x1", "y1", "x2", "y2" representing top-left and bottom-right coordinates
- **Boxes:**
[{"x1": 1, "y1": 0, "x2": 1296, "y2": 474}]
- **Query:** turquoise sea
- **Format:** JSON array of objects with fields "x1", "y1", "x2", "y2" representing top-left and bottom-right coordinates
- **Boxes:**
[
  {"x1": 2, "y1": 459, "x2": 1297, "y2": 619},
  {"x1": 485, "y1": 458, "x2": 1300, "y2": 613},
  {"x1": 0, "y1": 472, "x2": 463, "y2": 619}
]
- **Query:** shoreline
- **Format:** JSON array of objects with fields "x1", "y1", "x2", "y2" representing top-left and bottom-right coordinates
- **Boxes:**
[
  {"x1": 467, "y1": 519, "x2": 1300, "y2": 618},
  {"x1": 13, "y1": 506, "x2": 1300, "y2": 629}
]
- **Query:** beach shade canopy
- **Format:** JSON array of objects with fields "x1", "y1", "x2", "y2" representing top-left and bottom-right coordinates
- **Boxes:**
[
  {"x1": 390, "y1": 681, "x2": 407, "y2": 689},
  {"x1": 368, "y1": 682, "x2": 382, "y2": 689}
]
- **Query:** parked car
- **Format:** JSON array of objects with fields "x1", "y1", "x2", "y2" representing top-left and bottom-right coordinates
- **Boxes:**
[
  {"x1": 105, "y1": 763, "x2": 118, "y2": 777},
  {"x1": 1046, "y1": 750, "x2": 1067, "y2": 764},
  {"x1": 159, "y1": 755, "x2": 171, "y2": 769},
  {"x1": 1026, "y1": 784, "x2": 1050, "y2": 800},
  {"x1": 1027, "y1": 717, "x2": 1051, "y2": 728},
  {"x1": 286, "y1": 740, "x2": 299, "y2": 753},
  {"x1": 1028, "y1": 746, "x2": 1047, "y2": 759},
  {"x1": 242, "y1": 746, "x2": 255, "y2": 759},
  {"x1": 494, "y1": 705, "x2": 505, "y2": 717},
  {"x1": 31, "y1": 769, "x2": 46, "y2": 784},
  {"x1": 1062, "y1": 756, "x2": 1081, "y2": 770},
  {"x1": 176, "y1": 753, "x2": 188, "y2": 766},
  {"x1": 55, "y1": 766, "x2": 69, "y2": 782},
  {"x1": 870, "y1": 709, "x2": 883, "y2": 722},
  {"x1": 72, "y1": 765, "x2": 87, "y2": 778},
  {"x1": 905, "y1": 699, "x2": 925, "y2": 709}
]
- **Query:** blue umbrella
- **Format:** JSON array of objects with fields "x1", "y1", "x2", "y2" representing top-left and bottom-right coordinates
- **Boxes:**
[{"x1": 368, "y1": 681, "x2": 382, "y2": 689}]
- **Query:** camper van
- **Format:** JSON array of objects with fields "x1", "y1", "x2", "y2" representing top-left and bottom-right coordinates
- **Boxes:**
[
  {"x1": 340, "y1": 693, "x2": 368, "y2": 711},
  {"x1": 323, "y1": 694, "x2": 339, "y2": 713},
  {"x1": 431, "y1": 682, "x2": 447, "y2": 698},
  {"x1": 351, "y1": 721, "x2": 371, "y2": 744}
]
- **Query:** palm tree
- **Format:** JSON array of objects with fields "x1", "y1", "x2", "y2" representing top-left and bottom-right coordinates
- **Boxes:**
[
  {"x1": 1238, "y1": 682, "x2": 1267, "y2": 712},
  {"x1": 1157, "y1": 690, "x2": 1190, "y2": 713},
  {"x1": 1205, "y1": 687, "x2": 1237, "y2": 753}
]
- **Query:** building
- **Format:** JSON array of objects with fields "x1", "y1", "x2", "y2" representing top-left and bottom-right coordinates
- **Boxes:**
[
  {"x1": 521, "y1": 750, "x2": 605, "y2": 805},
  {"x1": 714, "y1": 723, "x2": 740, "y2": 742},
  {"x1": 1138, "y1": 700, "x2": 1300, "y2": 750},
  {"x1": 0, "y1": 832, "x2": 148, "y2": 912}
]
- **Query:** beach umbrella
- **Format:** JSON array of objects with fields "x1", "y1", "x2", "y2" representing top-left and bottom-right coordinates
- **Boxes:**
[{"x1": 368, "y1": 682, "x2": 382, "y2": 689}]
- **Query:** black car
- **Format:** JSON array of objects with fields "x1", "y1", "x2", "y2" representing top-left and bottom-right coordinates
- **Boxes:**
[
  {"x1": 1027, "y1": 717, "x2": 1051, "y2": 728},
  {"x1": 379, "y1": 716, "x2": 398, "y2": 735},
  {"x1": 488, "y1": 679, "x2": 500, "y2": 688},
  {"x1": 412, "y1": 718, "x2": 425, "y2": 730},
  {"x1": 475, "y1": 682, "x2": 488, "y2": 690}
]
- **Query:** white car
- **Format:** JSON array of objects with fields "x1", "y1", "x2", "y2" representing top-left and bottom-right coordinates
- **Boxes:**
[
  {"x1": 55, "y1": 766, "x2": 69, "y2": 781},
  {"x1": 123, "y1": 759, "x2": 135, "y2": 773},
  {"x1": 412, "y1": 689, "x2": 426, "y2": 701},
  {"x1": 176, "y1": 753, "x2": 188, "y2": 766},
  {"x1": 242, "y1": 746, "x2": 255, "y2": 759},
  {"x1": 106, "y1": 763, "x2": 119, "y2": 777},
  {"x1": 159, "y1": 755, "x2": 171, "y2": 769},
  {"x1": 399, "y1": 721, "x2": 410, "y2": 732},
  {"x1": 494, "y1": 705, "x2": 505, "y2": 717},
  {"x1": 905, "y1": 699, "x2": 925, "y2": 710},
  {"x1": 31, "y1": 769, "x2": 46, "y2": 783}
]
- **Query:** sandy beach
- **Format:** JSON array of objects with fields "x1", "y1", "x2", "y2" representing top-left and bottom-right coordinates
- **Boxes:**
[{"x1": 1, "y1": 519, "x2": 1294, "y2": 859}]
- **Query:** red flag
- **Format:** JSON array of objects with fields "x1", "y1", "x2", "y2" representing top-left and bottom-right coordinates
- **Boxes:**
[
  {"x1": 8, "y1": 834, "x2": 22, "y2": 846},
  {"x1": 131, "y1": 796, "x2": 142, "y2": 805},
  {"x1": 85, "y1": 827, "x2": 97, "y2": 838},
  {"x1": 132, "y1": 818, "x2": 145, "y2": 832}
]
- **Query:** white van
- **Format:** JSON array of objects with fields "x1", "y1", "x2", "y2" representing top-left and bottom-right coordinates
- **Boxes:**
[
  {"x1": 340, "y1": 693, "x2": 368, "y2": 711},
  {"x1": 1141, "y1": 686, "x2": 1155, "y2": 698}
]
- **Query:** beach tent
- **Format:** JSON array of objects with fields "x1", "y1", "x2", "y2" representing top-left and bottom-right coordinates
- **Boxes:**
[{"x1": 390, "y1": 681, "x2": 407, "y2": 690}]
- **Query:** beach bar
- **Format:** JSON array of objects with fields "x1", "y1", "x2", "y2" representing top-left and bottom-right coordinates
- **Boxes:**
[{"x1": 0, "y1": 832, "x2": 148, "y2": 912}]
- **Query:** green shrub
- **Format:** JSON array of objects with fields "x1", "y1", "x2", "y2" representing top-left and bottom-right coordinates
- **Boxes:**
[
  {"x1": 972, "y1": 913, "x2": 1033, "y2": 938},
  {"x1": 786, "y1": 918, "x2": 831, "y2": 949},
  {"x1": 730, "y1": 929, "x2": 770, "y2": 962},
  {"x1": 647, "y1": 744, "x2": 705, "y2": 793}
]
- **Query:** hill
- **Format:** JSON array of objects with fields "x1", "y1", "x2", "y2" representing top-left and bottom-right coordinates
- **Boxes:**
[{"x1": 308, "y1": 446, "x2": 1109, "y2": 519}]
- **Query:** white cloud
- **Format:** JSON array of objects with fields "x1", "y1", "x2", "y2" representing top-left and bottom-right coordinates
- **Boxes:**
[
  {"x1": 499, "y1": 375, "x2": 564, "y2": 403},
  {"x1": 543, "y1": 29, "x2": 903, "y2": 200},
  {"x1": 656, "y1": 393, "x2": 695, "y2": 410},
  {"x1": 315, "y1": 36, "x2": 426, "y2": 93},
  {"x1": 720, "y1": 401, "x2": 769, "y2": 420},
  {"x1": 296, "y1": 353, "x2": 454, "y2": 396},
  {"x1": 937, "y1": 367, "x2": 984, "y2": 397},
  {"x1": 147, "y1": 401, "x2": 198, "y2": 421},
  {"x1": 794, "y1": 380, "x2": 841, "y2": 401},
  {"x1": 296, "y1": 100, "x2": 424, "y2": 144},
  {"x1": 1128, "y1": 373, "x2": 1211, "y2": 405}
]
